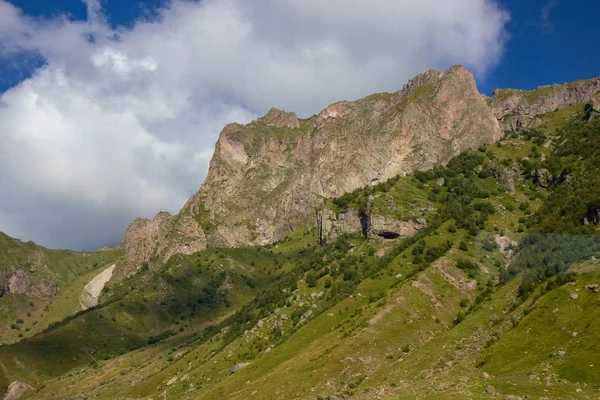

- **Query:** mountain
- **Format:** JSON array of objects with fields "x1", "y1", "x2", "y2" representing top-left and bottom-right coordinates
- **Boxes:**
[
  {"x1": 115, "y1": 65, "x2": 503, "y2": 277},
  {"x1": 1, "y1": 66, "x2": 600, "y2": 400},
  {"x1": 113, "y1": 66, "x2": 600, "y2": 282}
]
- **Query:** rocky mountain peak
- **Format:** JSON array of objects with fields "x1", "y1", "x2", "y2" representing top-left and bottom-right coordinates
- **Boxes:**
[
  {"x1": 114, "y1": 66, "x2": 600, "y2": 275},
  {"x1": 174, "y1": 64, "x2": 500, "y2": 249},
  {"x1": 258, "y1": 107, "x2": 300, "y2": 129}
]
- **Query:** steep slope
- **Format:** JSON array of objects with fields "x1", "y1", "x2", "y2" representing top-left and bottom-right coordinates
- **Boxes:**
[{"x1": 8, "y1": 102, "x2": 600, "y2": 399}]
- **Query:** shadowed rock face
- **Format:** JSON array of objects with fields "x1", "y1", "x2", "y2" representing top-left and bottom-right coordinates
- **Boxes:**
[
  {"x1": 489, "y1": 76, "x2": 600, "y2": 132},
  {"x1": 112, "y1": 210, "x2": 206, "y2": 279}
]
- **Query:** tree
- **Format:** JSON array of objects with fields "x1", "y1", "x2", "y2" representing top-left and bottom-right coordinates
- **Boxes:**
[{"x1": 306, "y1": 271, "x2": 317, "y2": 288}]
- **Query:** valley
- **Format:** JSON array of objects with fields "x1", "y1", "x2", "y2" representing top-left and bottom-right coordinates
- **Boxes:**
[{"x1": 1, "y1": 66, "x2": 599, "y2": 399}]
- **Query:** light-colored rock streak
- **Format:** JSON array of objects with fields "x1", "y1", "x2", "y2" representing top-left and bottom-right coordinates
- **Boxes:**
[
  {"x1": 2, "y1": 381, "x2": 34, "y2": 400},
  {"x1": 79, "y1": 264, "x2": 115, "y2": 310}
]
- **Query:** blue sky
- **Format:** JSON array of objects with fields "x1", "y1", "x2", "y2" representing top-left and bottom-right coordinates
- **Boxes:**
[
  {"x1": 485, "y1": 0, "x2": 600, "y2": 93},
  {"x1": 2, "y1": 0, "x2": 599, "y2": 96},
  {"x1": 0, "y1": 0, "x2": 597, "y2": 250}
]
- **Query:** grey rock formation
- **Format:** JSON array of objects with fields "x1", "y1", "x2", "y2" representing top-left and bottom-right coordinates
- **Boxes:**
[{"x1": 489, "y1": 76, "x2": 600, "y2": 132}]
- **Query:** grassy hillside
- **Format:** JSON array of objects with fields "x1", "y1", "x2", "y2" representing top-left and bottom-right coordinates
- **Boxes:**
[
  {"x1": 2, "y1": 103, "x2": 600, "y2": 399},
  {"x1": 0, "y1": 235, "x2": 123, "y2": 344}
]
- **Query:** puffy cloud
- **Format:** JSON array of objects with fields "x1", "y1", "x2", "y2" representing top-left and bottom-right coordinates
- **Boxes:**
[{"x1": 0, "y1": 0, "x2": 509, "y2": 249}]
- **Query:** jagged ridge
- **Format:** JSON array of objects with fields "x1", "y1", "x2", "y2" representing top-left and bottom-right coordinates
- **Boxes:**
[{"x1": 116, "y1": 66, "x2": 600, "y2": 279}]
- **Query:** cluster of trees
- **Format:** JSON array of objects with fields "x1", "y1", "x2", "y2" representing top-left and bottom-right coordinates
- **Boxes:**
[
  {"x1": 499, "y1": 118, "x2": 600, "y2": 294},
  {"x1": 331, "y1": 175, "x2": 402, "y2": 214},
  {"x1": 533, "y1": 118, "x2": 600, "y2": 233}
]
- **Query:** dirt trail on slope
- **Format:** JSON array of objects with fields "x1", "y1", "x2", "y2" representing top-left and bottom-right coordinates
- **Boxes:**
[{"x1": 79, "y1": 264, "x2": 115, "y2": 310}]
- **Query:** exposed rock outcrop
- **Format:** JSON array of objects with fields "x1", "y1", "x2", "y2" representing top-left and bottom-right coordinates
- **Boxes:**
[
  {"x1": 320, "y1": 208, "x2": 364, "y2": 243},
  {"x1": 489, "y1": 77, "x2": 600, "y2": 132},
  {"x1": 2, "y1": 381, "x2": 33, "y2": 400},
  {"x1": 259, "y1": 107, "x2": 300, "y2": 129},
  {"x1": 586, "y1": 92, "x2": 600, "y2": 120},
  {"x1": 112, "y1": 210, "x2": 206, "y2": 279},
  {"x1": 0, "y1": 268, "x2": 57, "y2": 299},
  {"x1": 368, "y1": 215, "x2": 425, "y2": 240}
]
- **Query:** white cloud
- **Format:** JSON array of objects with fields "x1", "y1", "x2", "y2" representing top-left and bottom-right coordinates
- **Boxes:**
[{"x1": 0, "y1": 0, "x2": 509, "y2": 250}]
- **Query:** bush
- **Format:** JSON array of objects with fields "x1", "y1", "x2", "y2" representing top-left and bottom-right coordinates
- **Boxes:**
[
  {"x1": 482, "y1": 239, "x2": 498, "y2": 252},
  {"x1": 454, "y1": 312, "x2": 465, "y2": 325},
  {"x1": 459, "y1": 241, "x2": 468, "y2": 251},
  {"x1": 456, "y1": 258, "x2": 478, "y2": 271},
  {"x1": 306, "y1": 271, "x2": 318, "y2": 288}
]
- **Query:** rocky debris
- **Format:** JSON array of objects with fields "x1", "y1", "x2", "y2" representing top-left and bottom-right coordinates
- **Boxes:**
[
  {"x1": 2, "y1": 381, "x2": 34, "y2": 400},
  {"x1": 534, "y1": 169, "x2": 553, "y2": 188},
  {"x1": 482, "y1": 372, "x2": 491, "y2": 380},
  {"x1": 585, "y1": 284, "x2": 600, "y2": 293},
  {"x1": 489, "y1": 76, "x2": 600, "y2": 132},
  {"x1": 495, "y1": 234, "x2": 517, "y2": 262},
  {"x1": 556, "y1": 350, "x2": 566, "y2": 357},
  {"x1": 569, "y1": 293, "x2": 579, "y2": 300},
  {"x1": 490, "y1": 164, "x2": 521, "y2": 193},
  {"x1": 80, "y1": 264, "x2": 116, "y2": 309},
  {"x1": 486, "y1": 385, "x2": 496, "y2": 394},
  {"x1": 435, "y1": 383, "x2": 450, "y2": 391},
  {"x1": 166, "y1": 376, "x2": 178, "y2": 386},
  {"x1": 230, "y1": 362, "x2": 251, "y2": 374}
]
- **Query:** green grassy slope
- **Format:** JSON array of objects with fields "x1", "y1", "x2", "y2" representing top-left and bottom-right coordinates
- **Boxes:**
[
  {"x1": 2, "y1": 103, "x2": 600, "y2": 399},
  {"x1": 0, "y1": 234, "x2": 123, "y2": 344}
]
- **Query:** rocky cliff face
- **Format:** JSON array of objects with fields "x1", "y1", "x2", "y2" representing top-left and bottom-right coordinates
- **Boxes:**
[
  {"x1": 118, "y1": 66, "x2": 600, "y2": 270},
  {"x1": 489, "y1": 76, "x2": 600, "y2": 132},
  {"x1": 178, "y1": 65, "x2": 500, "y2": 248},
  {"x1": 112, "y1": 210, "x2": 206, "y2": 279}
]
